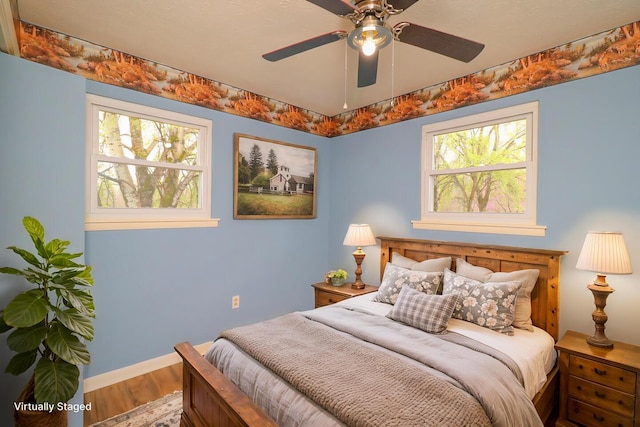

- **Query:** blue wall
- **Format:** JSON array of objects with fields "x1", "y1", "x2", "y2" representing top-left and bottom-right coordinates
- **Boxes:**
[
  {"x1": 82, "y1": 82, "x2": 331, "y2": 376},
  {"x1": 0, "y1": 53, "x2": 87, "y2": 426},
  {"x1": 329, "y1": 65, "x2": 640, "y2": 348},
  {"x1": 1, "y1": 50, "x2": 639, "y2": 426}
]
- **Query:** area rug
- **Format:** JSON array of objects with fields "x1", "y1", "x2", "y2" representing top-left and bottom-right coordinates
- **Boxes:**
[{"x1": 90, "y1": 391, "x2": 182, "y2": 427}]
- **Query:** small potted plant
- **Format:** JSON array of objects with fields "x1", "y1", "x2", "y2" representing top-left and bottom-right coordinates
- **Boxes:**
[
  {"x1": 327, "y1": 269, "x2": 348, "y2": 286},
  {"x1": 0, "y1": 217, "x2": 95, "y2": 426}
]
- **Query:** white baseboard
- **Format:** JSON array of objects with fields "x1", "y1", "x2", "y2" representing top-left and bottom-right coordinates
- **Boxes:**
[{"x1": 83, "y1": 341, "x2": 212, "y2": 393}]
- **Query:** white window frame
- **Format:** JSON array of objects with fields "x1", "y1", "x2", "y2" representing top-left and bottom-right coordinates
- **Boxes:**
[
  {"x1": 413, "y1": 101, "x2": 545, "y2": 236},
  {"x1": 85, "y1": 95, "x2": 219, "y2": 231}
]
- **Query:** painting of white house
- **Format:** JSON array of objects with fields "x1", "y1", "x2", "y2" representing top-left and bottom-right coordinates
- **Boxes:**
[{"x1": 234, "y1": 133, "x2": 317, "y2": 219}]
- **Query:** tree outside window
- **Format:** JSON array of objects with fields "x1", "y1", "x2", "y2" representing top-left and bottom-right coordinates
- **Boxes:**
[
  {"x1": 415, "y1": 102, "x2": 545, "y2": 236},
  {"x1": 86, "y1": 95, "x2": 216, "y2": 230}
]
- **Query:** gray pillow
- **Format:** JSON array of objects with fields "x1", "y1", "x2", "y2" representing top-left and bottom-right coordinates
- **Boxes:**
[
  {"x1": 455, "y1": 258, "x2": 540, "y2": 332},
  {"x1": 374, "y1": 264, "x2": 442, "y2": 305},
  {"x1": 387, "y1": 286, "x2": 459, "y2": 334},
  {"x1": 391, "y1": 252, "x2": 452, "y2": 273},
  {"x1": 442, "y1": 269, "x2": 521, "y2": 335}
]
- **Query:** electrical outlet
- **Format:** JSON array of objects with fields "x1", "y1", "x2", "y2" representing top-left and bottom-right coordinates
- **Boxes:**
[{"x1": 232, "y1": 295, "x2": 240, "y2": 309}]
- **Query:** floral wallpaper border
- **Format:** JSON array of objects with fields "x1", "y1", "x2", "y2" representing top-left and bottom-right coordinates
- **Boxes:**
[{"x1": 18, "y1": 21, "x2": 640, "y2": 138}]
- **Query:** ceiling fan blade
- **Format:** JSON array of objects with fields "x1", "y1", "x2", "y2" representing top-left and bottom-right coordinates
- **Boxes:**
[
  {"x1": 394, "y1": 22, "x2": 484, "y2": 62},
  {"x1": 263, "y1": 31, "x2": 347, "y2": 62},
  {"x1": 357, "y1": 50, "x2": 379, "y2": 88},
  {"x1": 305, "y1": 0, "x2": 358, "y2": 16},
  {"x1": 390, "y1": 0, "x2": 421, "y2": 12}
]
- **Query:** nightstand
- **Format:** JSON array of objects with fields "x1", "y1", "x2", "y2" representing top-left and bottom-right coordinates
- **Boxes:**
[
  {"x1": 311, "y1": 282, "x2": 378, "y2": 308},
  {"x1": 555, "y1": 330, "x2": 640, "y2": 427}
]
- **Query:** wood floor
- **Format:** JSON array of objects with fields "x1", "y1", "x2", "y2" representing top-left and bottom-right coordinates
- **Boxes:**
[{"x1": 83, "y1": 362, "x2": 182, "y2": 426}]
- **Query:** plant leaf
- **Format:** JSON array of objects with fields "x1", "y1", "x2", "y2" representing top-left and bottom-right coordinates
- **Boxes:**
[
  {"x1": 7, "y1": 322, "x2": 47, "y2": 352},
  {"x1": 49, "y1": 255, "x2": 81, "y2": 269},
  {"x1": 5, "y1": 349, "x2": 38, "y2": 375},
  {"x1": 0, "y1": 311, "x2": 14, "y2": 334},
  {"x1": 46, "y1": 322, "x2": 91, "y2": 365},
  {"x1": 45, "y1": 238, "x2": 70, "y2": 257},
  {"x1": 0, "y1": 266, "x2": 49, "y2": 285},
  {"x1": 23, "y1": 216, "x2": 45, "y2": 241},
  {"x1": 58, "y1": 288, "x2": 95, "y2": 316},
  {"x1": 34, "y1": 357, "x2": 79, "y2": 404},
  {"x1": 53, "y1": 308, "x2": 94, "y2": 341},
  {"x1": 51, "y1": 268, "x2": 85, "y2": 285},
  {"x1": 4, "y1": 291, "x2": 49, "y2": 328},
  {"x1": 74, "y1": 266, "x2": 94, "y2": 286},
  {"x1": 4, "y1": 246, "x2": 42, "y2": 270},
  {"x1": 23, "y1": 216, "x2": 48, "y2": 259},
  {"x1": 0, "y1": 266, "x2": 27, "y2": 276}
]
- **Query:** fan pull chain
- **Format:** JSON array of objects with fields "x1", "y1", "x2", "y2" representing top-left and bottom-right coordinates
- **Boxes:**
[
  {"x1": 343, "y1": 40, "x2": 348, "y2": 110},
  {"x1": 391, "y1": 37, "x2": 395, "y2": 107}
]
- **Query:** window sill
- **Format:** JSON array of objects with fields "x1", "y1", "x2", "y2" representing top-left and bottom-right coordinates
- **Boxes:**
[
  {"x1": 85, "y1": 218, "x2": 220, "y2": 231},
  {"x1": 411, "y1": 220, "x2": 546, "y2": 236}
]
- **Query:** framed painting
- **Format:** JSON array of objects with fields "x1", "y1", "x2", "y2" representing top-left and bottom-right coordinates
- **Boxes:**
[{"x1": 234, "y1": 133, "x2": 317, "y2": 219}]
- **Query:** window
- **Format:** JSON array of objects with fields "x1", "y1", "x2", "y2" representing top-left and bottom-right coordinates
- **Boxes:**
[
  {"x1": 86, "y1": 95, "x2": 218, "y2": 230},
  {"x1": 414, "y1": 102, "x2": 545, "y2": 236}
]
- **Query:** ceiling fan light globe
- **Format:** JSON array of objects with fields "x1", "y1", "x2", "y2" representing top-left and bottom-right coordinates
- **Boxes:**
[
  {"x1": 362, "y1": 39, "x2": 377, "y2": 56},
  {"x1": 347, "y1": 25, "x2": 392, "y2": 52}
]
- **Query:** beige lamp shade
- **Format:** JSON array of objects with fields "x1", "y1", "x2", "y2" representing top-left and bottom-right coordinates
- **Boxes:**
[
  {"x1": 576, "y1": 232, "x2": 632, "y2": 275},
  {"x1": 343, "y1": 224, "x2": 376, "y2": 247}
]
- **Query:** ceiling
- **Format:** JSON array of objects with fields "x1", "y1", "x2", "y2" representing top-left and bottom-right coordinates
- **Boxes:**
[{"x1": 8, "y1": 0, "x2": 640, "y2": 116}]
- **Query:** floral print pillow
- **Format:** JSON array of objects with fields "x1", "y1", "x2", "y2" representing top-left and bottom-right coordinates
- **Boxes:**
[
  {"x1": 442, "y1": 269, "x2": 521, "y2": 335},
  {"x1": 373, "y1": 264, "x2": 442, "y2": 305}
]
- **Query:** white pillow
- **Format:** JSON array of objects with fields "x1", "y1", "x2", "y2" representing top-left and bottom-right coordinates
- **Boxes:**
[{"x1": 455, "y1": 258, "x2": 540, "y2": 332}]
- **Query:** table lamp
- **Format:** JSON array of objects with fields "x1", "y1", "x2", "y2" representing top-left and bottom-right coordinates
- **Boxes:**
[
  {"x1": 576, "y1": 231, "x2": 632, "y2": 348},
  {"x1": 343, "y1": 224, "x2": 376, "y2": 289}
]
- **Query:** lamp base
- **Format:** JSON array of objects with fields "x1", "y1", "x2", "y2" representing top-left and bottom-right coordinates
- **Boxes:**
[
  {"x1": 351, "y1": 249, "x2": 366, "y2": 290},
  {"x1": 586, "y1": 335, "x2": 614, "y2": 348},
  {"x1": 586, "y1": 281, "x2": 614, "y2": 349},
  {"x1": 351, "y1": 280, "x2": 365, "y2": 290}
]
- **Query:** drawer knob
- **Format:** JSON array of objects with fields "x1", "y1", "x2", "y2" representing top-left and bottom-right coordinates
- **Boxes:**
[
  {"x1": 576, "y1": 385, "x2": 582, "y2": 391},
  {"x1": 593, "y1": 367, "x2": 606, "y2": 376},
  {"x1": 592, "y1": 413, "x2": 605, "y2": 422},
  {"x1": 594, "y1": 390, "x2": 605, "y2": 399}
]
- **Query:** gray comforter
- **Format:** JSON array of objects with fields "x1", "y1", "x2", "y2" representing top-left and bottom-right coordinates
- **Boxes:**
[{"x1": 212, "y1": 305, "x2": 543, "y2": 427}]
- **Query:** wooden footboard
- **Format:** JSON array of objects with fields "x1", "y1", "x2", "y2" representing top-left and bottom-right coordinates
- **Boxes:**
[
  {"x1": 175, "y1": 343, "x2": 557, "y2": 427},
  {"x1": 174, "y1": 342, "x2": 277, "y2": 427}
]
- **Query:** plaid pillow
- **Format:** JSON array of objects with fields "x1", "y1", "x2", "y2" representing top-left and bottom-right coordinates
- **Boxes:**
[{"x1": 386, "y1": 286, "x2": 459, "y2": 334}]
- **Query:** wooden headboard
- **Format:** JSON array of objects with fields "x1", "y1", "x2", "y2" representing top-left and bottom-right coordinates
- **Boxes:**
[{"x1": 378, "y1": 237, "x2": 567, "y2": 341}]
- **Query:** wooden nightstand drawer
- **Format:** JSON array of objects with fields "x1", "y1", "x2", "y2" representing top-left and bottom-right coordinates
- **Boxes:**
[
  {"x1": 569, "y1": 375, "x2": 635, "y2": 417},
  {"x1": 315, "y1": 290, "x2": 349, "y2": 307},
  {"x1": 312, "y1": 282, "x2": 378, "y2": 308},
  {"x1": 556, "y1": 331, "x2": 640, "y2": 427},
  {"x1": 568, "y1": 398, "x2": 633, "y2": 427},
  {"x1": 570, "y1": 354, "x2": 636, "y2": 394}
]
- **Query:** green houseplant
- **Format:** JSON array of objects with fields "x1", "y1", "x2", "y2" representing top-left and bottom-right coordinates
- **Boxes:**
[
  {"x1": 0, "y1": 217, "x2": 95, "y2": 426},
  {"x1": 327, "y1": 269, "x2": 348, "y2": 286}
]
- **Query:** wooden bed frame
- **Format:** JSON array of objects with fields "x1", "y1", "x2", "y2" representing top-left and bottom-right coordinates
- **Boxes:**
[{"x1": 175, "y1": 237, "x2": 567, "y2": 427}]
